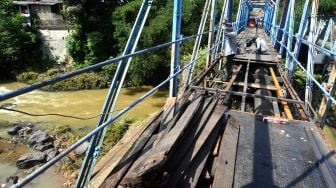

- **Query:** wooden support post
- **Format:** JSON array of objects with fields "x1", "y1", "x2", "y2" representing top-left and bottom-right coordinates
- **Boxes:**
[
  {"x1": 319, "y1": 63, "x2": 336, "y2": 127},
  {"x1": 280, "y1": 73, "x2": 309, "y2": 120},
  {"x1": 269, "y1": 68, "x2": 293, "y2": 120}
]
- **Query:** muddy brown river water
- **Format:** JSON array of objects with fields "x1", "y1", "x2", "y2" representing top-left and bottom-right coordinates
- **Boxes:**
[{"x1": 0, "y1": 82, "x2": 168, "y2": 187}]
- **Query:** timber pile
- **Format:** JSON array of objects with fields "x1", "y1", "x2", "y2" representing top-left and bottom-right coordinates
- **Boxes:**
[{"x1": 90, "y1": 91, "x2": 241, "y2": 188}]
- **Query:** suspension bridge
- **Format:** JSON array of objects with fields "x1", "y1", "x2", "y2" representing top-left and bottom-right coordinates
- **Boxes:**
[{"x1": 1, "y1": 0, "x2": 336, "y2": 187}]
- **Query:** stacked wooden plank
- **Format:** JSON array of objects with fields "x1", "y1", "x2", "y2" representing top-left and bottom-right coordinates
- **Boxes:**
[{"x1": 90, "y1": 91, "x2": 241, "y2": 188}]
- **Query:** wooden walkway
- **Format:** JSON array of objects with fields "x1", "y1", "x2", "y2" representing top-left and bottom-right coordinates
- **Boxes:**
[{"x1": 89, "y1": 28, "x2": 336, "y2": 188}]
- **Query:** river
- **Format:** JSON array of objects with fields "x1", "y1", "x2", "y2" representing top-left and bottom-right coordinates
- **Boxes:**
[{"x1": 0, "y1": 82, "x2": 168, "y2": 187}]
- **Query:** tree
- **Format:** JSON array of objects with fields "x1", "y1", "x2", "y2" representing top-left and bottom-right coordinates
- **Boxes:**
[
  {"x1": 0, "y1": 0, "x2": 43, "y2": 78},
  {"x1": 64, "y1": 0, "x2": 124, "y2": 65}
]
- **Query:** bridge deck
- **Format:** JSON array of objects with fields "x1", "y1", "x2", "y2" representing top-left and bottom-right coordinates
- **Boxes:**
[
  {"x1": 229, "y1": 110, "x2": 329, "y2": 187},
  {"x1": 235, "y1": 27, "x2": 279, "y2": 63},
  {"x1": 90, "y1": 27, "x2": 336, "y2": 188}
]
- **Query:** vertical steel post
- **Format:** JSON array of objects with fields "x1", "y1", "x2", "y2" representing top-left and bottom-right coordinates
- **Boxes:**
[
  {"x1": 288, "y1": 0, "x2": 310, "y2": 79},
  {"x1": 321, "y1": 19, "x2": 333, "y2": 48},
  {"x1": 275, "y1": 0, "x2": 290, "y2": 50},
  {"x1": 187, "y1": 0, "x2": 211, "y2": 84},
  {"x1": 170, "y1": 0, "x2": 182, "y2": 97},
  {"x1": 214, "y1": 0, "x2": 228, "y2": 57},
  {"x1": 269, "y1": 5, "x2": 275, "y2": 32},
  {"x1": 305, "y1": 0, "x2": 318, "y2": 108},
  {"x1": 207, "y1": 0, "x2": 217, "y2": 69},
  {"x1": 224, "y1": 0, "x2": 233, "y2": 22},
  {"x1": 271, "y1": 0, "x2": 279, "y2": 45},
  {"x1": 76, "y1": 0, "x2": 153, "y2": 187},
  {"x1": 236, "y1": 0, "x2": 243, "y2": 32},
  {"x1": 285, "y1": 0, "x2": 295, "y2": 72},
  {"x1": 279, "y1": 0, "x2": 292, "y2": 55}
]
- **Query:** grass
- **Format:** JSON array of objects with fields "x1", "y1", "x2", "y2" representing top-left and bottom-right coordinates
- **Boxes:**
[
  {"x1": 323, "y1": 125, "x2": 336, "y2": 149},
  {"x1": 46, "y1": 117, "x2": 139, "y2": 176}
]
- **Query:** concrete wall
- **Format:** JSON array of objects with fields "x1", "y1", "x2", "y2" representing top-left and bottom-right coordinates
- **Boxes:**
[
  {"x1": 40, "y1": 30, "x2": 69, "y2": 62},
  {"x1": 30, "y1": 4, "x2": 65, "y2": 29}
]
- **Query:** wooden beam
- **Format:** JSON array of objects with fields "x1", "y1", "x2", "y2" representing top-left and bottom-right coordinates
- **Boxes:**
[
  {"x1": 191, "y1": 86, "x2": 304, "y2": 104},
  {"x1": 319, "y1": 64, "x2": 336, "y2": 117},
  {"x1": 213, "y1": 116, "x2": 240, "y2": 188},
  {"x1": 206, "y1": 80, "x2": 277, "y2": 90},
  {"x1": 90, "y1": 111, "x2": 163, "y2": 187},
  {"x1": 124, "y1": 95, "x2": 204, "y2": 185},
  {"x1": 175, "y1": 104, "x2": 226, "y2": 188},
  {"x1": 99, "y1": 113, "x2": 162, "y2": 188},
  {"x1": 280, "y1": 73, "x2": 309, "y2": 120},
  {"x1": 269, "y1": 68, "x2": 293, "y2": 120}
]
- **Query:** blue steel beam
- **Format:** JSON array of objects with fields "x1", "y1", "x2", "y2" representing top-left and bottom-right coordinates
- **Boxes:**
[
  {"x1": 275, "y1": 0, "x2": 290, "y2": 50},
  {"x1": 271, "y1": 0, "x2": 279, "y2": 45},
  {"x1": 219, "y1": 0, "x2": 233, "y2": 60},
  {"x1": 285, "y1": 0, "x2": 295, "y2": 72},
  {"x1": 170, "y1": 0, "x2": 183, "y2": 97},
  {"x1": 322, "y1": 19, "x2": 333, "y2": 48},
  {"x1": 214, "y1": 0, "x2": 229, "y2": 56},
  {"x1": 76, "y1": 0, "x2": 153, "y2": 187},
  {"x1": 224, "y1": 0, "x2": 233, "y2": 22},
  {"x1": 269, "y1": 28, "x2": 336, "y2": 107},
  {"x1": 207, "y1": 0, "x2": 217, "y2": 70},
  {"x1": 187, "y1": 0, "x2": 211, "y2": 84},
  {"x1": 279, "y1": 0, "x2": 292, "y2": 55},
  {"x1": 305, "y1": 0, "x2": 318, "y2": 107},
  {"x1": 288, "y1": 0, "x2": 310, "y2": 79},
  {"x1": 236, "y1": 0, "x2": 243, "y2": 32},
  {"x1": 266, "y1": 20, "x2": 336, "y2": 57}
]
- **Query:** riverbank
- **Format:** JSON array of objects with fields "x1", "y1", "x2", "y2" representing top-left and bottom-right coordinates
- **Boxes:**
[
  {"x1": 16, "y1": 71, "x2": 110, "y2": 91},
  {"x1": 0, "y1": 82, "x2": 168, "y2": 187},
  {"x1": 0, "y1": 125, "x2": 65, "y2": 187}
]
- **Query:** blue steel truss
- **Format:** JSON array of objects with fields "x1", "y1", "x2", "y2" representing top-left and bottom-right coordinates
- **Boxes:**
[{"x1": 0, "y1": 0, "x2": 335, "y2": 187}]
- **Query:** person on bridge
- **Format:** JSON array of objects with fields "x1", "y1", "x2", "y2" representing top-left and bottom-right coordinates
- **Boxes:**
[
  {"x1": 254, "y1": 37, "x2": 268, "y2": 54},
  {"x1": 221, "y1": 21, "x2": 237, "y2": 80}
]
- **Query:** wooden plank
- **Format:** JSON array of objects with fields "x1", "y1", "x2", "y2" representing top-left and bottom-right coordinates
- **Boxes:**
[
  {"x1": 168, "y1": 104, "x2": 226, "y2": 187},
  {"x1": 124, "y1": 95, "x2": 204, "y2": 185},
  {"x1": 99, "y1": 113, "x2": 162, "y2": 188},
  {"x1": 280, "y1": 73, "x2": 308, "y2": 120},
  {"x1": 319, "y1": 64, "x2": 336, "y2": 117},
  {"x1": 213, "y1": 116, "x2": 240, "y2": 188},
  {"x1": 192, "y1": 86, "x2": 304, "y2": 104},
  {"x1": 222, "y1": 65, "x2": 243, "y2": 105},
  {"x1": 272, "y1": 101, "x2": 281, "y2": 118},
  {"x1": 234, "y1": 58, "x2": 278, "y2": 64},
  {"x1": 205, "y1": 80, "x2": 277, "y2": 90},
  {"x1": 120, "y1": 133, "x2": 160, "y2": 187},
  {"x1": 175, "y1": 105, "x2": 226, "y2": 188},
  {"x1": 156, "y1": 99, "x2": 176, "y2": 142},
  {"x1": 89, "y1": 111, "x2": 162, "y2": 187},
  {"x1": 154, "y1": 98, "x2": 191, "y2": 145},
  {"x1": 270, "y1": 67, "x2": 293, "y2": 120},
  {"x1": 223, "y1": 65, "x2": 243, "y2": 91},
  {"x1": 165, "y1": 97, "x2": 214, "y2": 170}
]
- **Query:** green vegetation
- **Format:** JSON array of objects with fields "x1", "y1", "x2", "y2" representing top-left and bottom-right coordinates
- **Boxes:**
[
  {"x1": 16, "y1": 71, "x2": 109, "y2": 91},
  {"x1": 0, "y1": 0, "x2": 48, "y2": 79},
  {"x1": 47, "y1": 118, "x2": 135, "y2": 173},
  {"x1": 64, "y1": 0, "x2": 226, "y2": 86}
]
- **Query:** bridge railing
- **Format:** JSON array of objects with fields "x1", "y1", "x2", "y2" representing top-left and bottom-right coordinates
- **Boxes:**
[
  {"x1": 2, "y1": 26, "x2": 228, "y2": 187},
  {"x1": 264, "y1": 21, "x2": 336, "y2": 126}
]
